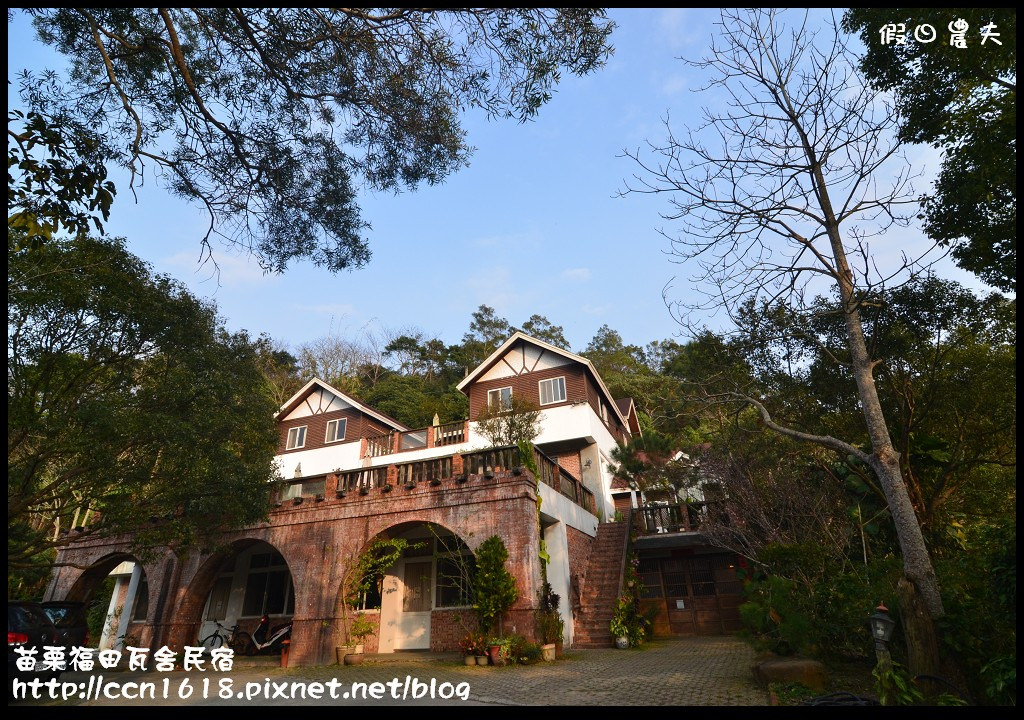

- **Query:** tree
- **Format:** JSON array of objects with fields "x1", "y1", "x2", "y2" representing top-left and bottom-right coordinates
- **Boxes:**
[
  {"x1": 253, "y1": 334, "x2": 303, "y2": 409},
  {"x1": 16, "y1": 8, "x2": 614, "y2": 273},
  {"x1": 843, "y1": 9, "x2": 1016, "y2": 293},
  {"x1": 474, "y1": 394, "x2": 542, "y2": 449},
  {"x1": 336, "y1": 538, "x2": 412, "y2": 647},
  {"x1": 459, "y1": 304, "x2": 513, "y2": 370},
  {"x1": 622, "y1": 9, "x2": 946, "y2": 666},
  {"x1": 521, "y1": 314, "x2": 570, "y2": 350},
  {"x1": 8, "y1": 232, "x2": 279, "y2": 572},
  {"x1": 8, "y1": 110, "x2": 116, "y2": 248},
  {"x1": 473, "y1": 535, "x2": 518, "y2": 636}
]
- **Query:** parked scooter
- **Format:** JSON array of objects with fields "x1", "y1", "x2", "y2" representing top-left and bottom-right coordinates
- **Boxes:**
[{"x1": 236, "y1": 614, "x2": 292, "y2": 655}]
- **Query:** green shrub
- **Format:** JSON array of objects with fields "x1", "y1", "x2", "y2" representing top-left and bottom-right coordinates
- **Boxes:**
[
  {"x1": 738, "y1": 575, "x2": 815, "y2": 656},
  {"x1": 609, "y1": 595, "x2": 649, "y2": 647}
]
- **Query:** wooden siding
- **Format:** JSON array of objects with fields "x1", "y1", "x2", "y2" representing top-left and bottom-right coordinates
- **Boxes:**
[
  {"x1": 277, "y1": 407, "x2": 385, "y2": 454},
  {"x1": 468, "y1": 365, "x2": 588, "y2": 419}
]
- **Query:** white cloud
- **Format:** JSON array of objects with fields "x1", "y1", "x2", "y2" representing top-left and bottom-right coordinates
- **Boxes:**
[
  {"x1": 561, "y1": 267, "x2": 591, "y2": 282},
  {"x1": 656, "y1": 9, "x2": 703, "y2": 49},
  {"x1": 660, "y1": 74, "x2": 688, "y2": 96}
]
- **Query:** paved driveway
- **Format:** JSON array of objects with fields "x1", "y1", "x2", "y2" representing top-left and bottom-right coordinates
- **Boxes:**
[{"x1": 18, "y1": 636, "x2": 766, "y2": 706}]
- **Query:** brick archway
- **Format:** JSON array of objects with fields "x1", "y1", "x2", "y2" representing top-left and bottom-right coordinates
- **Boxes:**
[{"x1": 163, "y1": 538, "x2": 298, "y2": 652}]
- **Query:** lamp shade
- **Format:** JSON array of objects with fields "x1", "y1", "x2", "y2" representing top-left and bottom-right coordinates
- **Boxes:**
[{"x1": 869, "y1": 603, "x2": 896, "y2": 642}]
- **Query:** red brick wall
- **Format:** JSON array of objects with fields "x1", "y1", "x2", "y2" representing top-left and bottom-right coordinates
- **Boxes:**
[
  {"x1": 430, "y1": 609, "x2": 478, "y2": 651},
  {"x1": 52, "y1": 470, "x2": 549, "y2": 665},
  {"x1": 566, "y1": 526, "x2": 594, "y2": 610},
  {"x1": 555, "y1": 452, "x2": 582, "y2": 480}
]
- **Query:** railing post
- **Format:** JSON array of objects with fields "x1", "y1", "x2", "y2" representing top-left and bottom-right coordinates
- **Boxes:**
[
  {"x1": 325, "y1": 473, "x2": 338, "y2": 496},
  {"x1": 392, "y1": 432, "x2": 401, "y2": 454},
  {"x1": 359, "y1": 437, "x2": 368, "y2": 458}
]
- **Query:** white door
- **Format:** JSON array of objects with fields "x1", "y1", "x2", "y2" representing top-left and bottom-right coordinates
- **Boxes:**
[{"x1": 394, "y1": 560, "x2": 431, "y2": 649}]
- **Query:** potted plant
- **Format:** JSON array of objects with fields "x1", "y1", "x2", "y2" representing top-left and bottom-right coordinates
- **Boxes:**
[
  {"x1": 609, "y1": 595, "x2": 649, "y2": 649},
  {"x1": 474, "y1": 536, "x2": 519, "y2": 648},
  {"x1": 343, "y1": 614, "x2": 375, "y2": 665},
  {"x1": 459, "y1": 632, "x2": 486, "y2": 666},
  {"x1": 536, "y1": 583, "x2": 563, "y2": 661}
]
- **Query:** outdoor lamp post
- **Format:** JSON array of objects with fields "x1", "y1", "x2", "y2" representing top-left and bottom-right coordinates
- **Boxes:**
[{"x1": 870, "y1": 603, "x2": 896, "y2": 671}]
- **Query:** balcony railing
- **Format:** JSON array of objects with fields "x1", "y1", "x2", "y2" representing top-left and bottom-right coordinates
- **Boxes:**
[
  {"x1": 338, "y1": 467, "x2": 387, "y2": 493},
  {"x1": 461, "y1": 446, "x2": 520, "y2": 476},
  {"x1": 633, "y1": 502, "x2": 728, "y2": 535},
  {"x1": 532, "y1": 448, "x2": 596, "y2": 516},
  {"x1": 275, "y1": 444, "x2": 598, "y2": 517},
  {"x1": 434, "y1": 420, "x2": 465, "y2": 446},
  {"x1": 364, "y1": 420, "x2": 469, "y2": 456},
  {"x1": 396, "y1": 456, "x2": 453, "y2": 485},
  {"x1": 365, "y1": 431, "x2": 395, "y2": 457}
]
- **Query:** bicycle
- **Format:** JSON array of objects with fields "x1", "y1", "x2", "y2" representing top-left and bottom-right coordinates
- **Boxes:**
[{"x1": 198, "y1": 621, "x2": 252, "y2": 654}]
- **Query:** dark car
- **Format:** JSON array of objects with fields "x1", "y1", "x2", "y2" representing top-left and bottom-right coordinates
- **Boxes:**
[
  {"x1": 41, "y1": 601, "x2": 89, "y2": 649},
  {"x1": 8, "y1": 601, "x2": 61, "y2": 699}
]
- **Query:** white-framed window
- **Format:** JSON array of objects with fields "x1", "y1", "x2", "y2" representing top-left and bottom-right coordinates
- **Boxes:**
[
  {"x1": 242, "y1": 551, "x2": 294, "y2": 617},
  {"x1": 286, "y1": 425, "x2": 307, "y2": 450},
  {"x1": 325, "y1": 418, "x2": 347, "y2": 443},
  {"x1": 538, "y1": 376, "x2": 566, "y2": 405},
  {"x1": 487, "y1": 386, "x2": 513, "y2": 411},
  {"x1": 600, "y1": 403, "x2": 608, "y2": 424}
]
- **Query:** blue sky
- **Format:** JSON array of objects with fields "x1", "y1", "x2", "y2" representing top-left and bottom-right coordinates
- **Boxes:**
[{"x1": 8, "y1": 9, "x2": 989, "y2": 356}]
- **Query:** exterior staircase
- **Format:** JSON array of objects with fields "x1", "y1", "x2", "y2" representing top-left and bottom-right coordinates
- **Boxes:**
[{"x1": 573, "y1": 520, "x2": 630, "y2": 649}]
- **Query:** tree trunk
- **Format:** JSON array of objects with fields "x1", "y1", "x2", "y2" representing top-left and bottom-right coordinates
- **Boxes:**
[
  {"x1": 812, "y1": 157, "x2": 945, "y2": 621},
  {"x1": 896, "y1": 578, "x2": 941, "y2": 684}
]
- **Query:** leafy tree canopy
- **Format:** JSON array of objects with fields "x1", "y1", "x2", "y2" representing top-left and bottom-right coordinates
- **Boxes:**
[
  {"x1": 843, "y1": 9, "x2": 1016, "y2": 292},
  {"x1": 8, "y1": 232, "x2": 279, "y2": 572},
  {"x1": 8, "y1": 110, "x2": 116, "y2": 248},
  {"x1": 15, "y1": 8, "x2": 614, "y2": 273}
]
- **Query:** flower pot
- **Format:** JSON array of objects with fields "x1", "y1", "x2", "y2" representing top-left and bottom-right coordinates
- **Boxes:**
[
  {"x1": 335, "y1": 490, "x2": 346, "y2": 499},
  {"x1": 615, "y1": 636, "x2": 629, "y2": 649},
  {"x1": 456, "y1": 475, "x2": 468, "y2": 484},
  {"x1": 359, "y1": 487, "x2": 369, "y2": 496},
  {"x1": 541, "y1": 643, "x2": 556, "y2": 662},
  {"x1": 336, "y1": 645, "x2": 357, "y2": 664},
  {"x1": 381, "y1": 484, "x2": 393, "y2": 493},
  {"x1": 463, "y1": 655, "x2": 476, "y2": 666},
  {"x1": 404, "y1": 482, "x2": 416, "y2": 490},
  {"x1": 487, "y1": 644, "x2": 502, "y2": 665},
  {"x1": 429, "y1": 478, "x2": 442, "y2": 487},
  {"x1": 512, "y1": 466, "x2": 524, "y2": 476},
  {"x1": 343, "y1": 653, "x2": 363, "y2": 665},
  {"x1": 475, "y1": 655, "x2": 489, "y2": 666}
]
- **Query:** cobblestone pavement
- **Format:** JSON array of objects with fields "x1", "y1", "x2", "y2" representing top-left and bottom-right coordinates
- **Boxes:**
[{"x1": 18, "y1": 636, "x2": 766, "y2": 707}]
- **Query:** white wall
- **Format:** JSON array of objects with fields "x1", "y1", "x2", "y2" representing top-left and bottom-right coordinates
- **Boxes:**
[{"x1": 542, "y1": 521, "x2": 574, "y2": 647}]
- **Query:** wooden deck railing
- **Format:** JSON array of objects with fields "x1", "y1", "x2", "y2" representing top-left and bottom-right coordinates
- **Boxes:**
[{"x1": 632, "y1": 502, "x2": 727, "y2": 535}]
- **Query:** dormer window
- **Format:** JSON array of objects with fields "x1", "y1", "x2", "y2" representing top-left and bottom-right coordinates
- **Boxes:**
[
  {"x1": 325, "y1": 418, "x2": 347, "y2": 443},
  {"x1": 286, "y1": 425, "x2": 307, "y2": 450},
  {"x1": 487, "y1": 386, "x2": 513, "y2": 411},
  {"x1": 539, "y1": 376, "x2": 566, "y2": 405}
]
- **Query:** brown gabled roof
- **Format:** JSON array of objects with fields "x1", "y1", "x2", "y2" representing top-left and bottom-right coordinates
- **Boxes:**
[
  {"x1": 274, "y1": 377, "x2": 408, "y2": 431},
  {"x1": 615, "y1": 398, "x2": 633, "y2": 416},
  {"x1": 455, "y1": 331, "x2": 630, "y2": 431}
]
